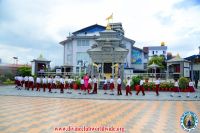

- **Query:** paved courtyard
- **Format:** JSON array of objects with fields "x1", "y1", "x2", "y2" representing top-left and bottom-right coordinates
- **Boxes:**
[{"x1": 0, "y1": 86, "x2": 200, "y2": 133}]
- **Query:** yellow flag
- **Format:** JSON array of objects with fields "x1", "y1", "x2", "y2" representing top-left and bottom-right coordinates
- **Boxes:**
[{"x1": 106, "y1": 13, "x2": 113, "y2": 20}]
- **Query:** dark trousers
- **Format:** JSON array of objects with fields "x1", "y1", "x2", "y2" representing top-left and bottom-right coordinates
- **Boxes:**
[
  {"x1": 136, "y1": 85, "x2": 145, "y2": 95},
  {"x1": 117, "y1": 84, "x2": 122, "y2": 95},
  {"x1": 195, "y1": 80, "x2": 198, "y2": 89},
  {"x1": 60, "y1": 84, "x2": 64, "y2": 93},
  {"x1": 48, "y1": 83, "x2": 52, "y2": 92},
  {"x1": 156, "y1": 84, "x2": 159, "y2": 95},
  {"x1": 36, "y1": 83, "x2": 40, "y2": 91},
  {"x1": 43, "y1": 84, "x2": 46, "y2": 92},
  {"x1": 92, "y1": 83, "x2": 97, "y2": 94},
  {"x1": 126, "y1": 85, "x2": 132, "y2": 96}
]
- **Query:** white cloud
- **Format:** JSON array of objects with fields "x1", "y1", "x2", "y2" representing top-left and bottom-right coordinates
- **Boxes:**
[{"x1": 0, "y1": 0, "x2": 200, "y2": 66}]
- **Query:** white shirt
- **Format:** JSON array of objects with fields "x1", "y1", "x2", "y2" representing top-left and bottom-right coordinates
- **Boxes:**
[
  {"x1": 110, "y1": 78, "x2": 114, "y2": 83},
  {"x1": 140, "y1": 80, "x2": 144, "y2": 85},
  {"x1": 93, "y1": 78, "x2": 97, "y2": 83},
  {"x1": 104, "y1": 79, "x2": 107, "y2": 84},
  {"x1": 89, "y1": 78, "x2": 92, "y2": 83},
  {"x1": 47, "y1": 78, "x2": 52, "y2": 83},
  {"x1": 126, "y1": 79, "x2": 131, "y2": 86},
  {"x1": 189, "y1": 81, "x2": 194, "y2": 87},
  {"x1": 154, "y1": 79, "x2": 160, "y2": 85},
  {"x1": 29, "y1": 77, "x2": 34, "y2": 82},
  {"x1": 53, "y1": 78, "x2": 57, "y2": 84},
  {"x1": 42, "y1": 78, "x2": 47, "y2": 84},
  {"x1": 117, "y1": 78, "x2": 121, "y2": 85},
  {"x1": 81, "y1": 79, "x2": 84, "y2": 84},
  {"x1": 36, "y1": 77, "x2": 41, "y2": 83},
  {"x1": 174, "y1": 81, "x2": 179, "y2": 87},
  {"x1": 60, "y1": 78, "x2": 64, "y2": 84},
  {"x1": 24, "y1": 76, "x2": 29, "y2": 82},
  {"x1": 18, "y1": 76, "x2": 23, "y2": 82}
]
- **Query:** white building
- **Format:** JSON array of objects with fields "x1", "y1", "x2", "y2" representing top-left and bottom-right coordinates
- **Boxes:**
[
  {"x1": 59, "y1": 23, "x2": 147, "y2": 74},
  {"x1": 143, "y1": 44, "x2": 167, "y2": 58}
]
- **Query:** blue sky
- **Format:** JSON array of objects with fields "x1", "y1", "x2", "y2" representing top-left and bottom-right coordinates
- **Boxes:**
[{"x1": 0, "y1": 0, "x2": 200, "y2": 66}]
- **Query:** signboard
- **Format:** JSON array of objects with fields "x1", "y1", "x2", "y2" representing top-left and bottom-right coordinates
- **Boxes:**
[
  {"x1": 184, "y1": 62, "x2": 189, "y2": 68},
  {"x1": 184, "y1": 68, "x2": 190, "y2": 77},
  {"x1": 131, "y1": 48, "x2": 142, "y2": 64},
  {"x1": 56, "y1": 69, "x2": 62, "y2": 74}
]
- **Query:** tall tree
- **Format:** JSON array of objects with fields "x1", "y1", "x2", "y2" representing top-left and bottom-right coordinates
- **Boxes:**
[
  {"x1": 17, "y1": 66, "x2": 31, "y2": 76},
  {"x1": 148, "y1": 55, "x2": 166, "y2": 69}
]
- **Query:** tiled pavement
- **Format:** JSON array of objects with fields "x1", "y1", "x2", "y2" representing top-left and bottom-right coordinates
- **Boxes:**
[
  {"x1": 0, "y1": 85, "x2": 200, "y2": 101},
  {"x1": 0, "y1": 96, "x2": 200, "y2": 133},
  {"x1": 0, "y1": 86, "x2": 200, "y2": 133}
]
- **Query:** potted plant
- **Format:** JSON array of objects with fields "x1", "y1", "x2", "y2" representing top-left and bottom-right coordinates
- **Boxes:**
[{"x1": 143, "y1": 82, "x2": 149, "y2": 91}]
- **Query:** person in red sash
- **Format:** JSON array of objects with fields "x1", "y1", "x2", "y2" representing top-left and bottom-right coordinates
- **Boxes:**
[
  {"x1": 47, "y1": 76, "x2": 52, "y2": 93},
  {"x1": 117, "y1": 76, "x2": 122, "y2": 95},
  {"x1": 79, "y1": 77, "x2": 84, "y2": 94},
  {"x1": 92, "y1": 76, "x2": 97, "y2": 94},
  {"x1": 36, "y1": 77, "x2": 41, "y2": 91},
  {"x1": 87, "y1": 76, "x2": 92, "y2": 94},
  {"x1": 109, "y1": 76, "x2": 114, "y2": 95},
  {"x1": 171, "y1": 79, "x2": 181, "y2": 97},
  {"x1": 154, "y1": 77, "x2": 160, "y2": 96},
  {"x1": 21, "y1": 76, "x2": 24, "y2": 88},
  {"x1": 83, "y1": 73, "x2": 89, "y2": 95},
  {"x1": 103, "y1": 77, "x2": 107, "y2": 94},
  {"x1": 60, "y1": 76, "x2": 64, "y2": 93},
  {"x1": 136, "y1": 78, "x2": 145, "y2": 96},
  {"x1": 28, "y1": 76, "x2": 34, "y2": 91},
  {"x1": 126, "y1": 77, "x2": 132, "y2": 96},
  {"x1": 24, "y1": 76, "x2": 29, "y2": 90},
  {"x1": 65, "y1": 78, "x2": 69, "y2": 93},
  {"x1": 42, "y1": 76, "x2": 47, "y2": 92},
  {"x1": 187, "y1": 79, "x2": 195, "y2": 98}
]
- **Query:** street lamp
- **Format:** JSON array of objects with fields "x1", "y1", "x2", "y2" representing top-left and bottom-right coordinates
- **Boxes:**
[{"x1": 13, "y1": 57, "x2": 18, "y2": 65}]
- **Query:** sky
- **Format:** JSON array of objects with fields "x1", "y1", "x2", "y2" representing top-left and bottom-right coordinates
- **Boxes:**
[{"x1": 0, "y1": 0, "x2": 200, "y2": 67}]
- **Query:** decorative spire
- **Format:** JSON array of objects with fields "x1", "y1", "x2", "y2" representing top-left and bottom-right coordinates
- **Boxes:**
[
  {"x1": 161, "y1": 42, "x2": 165, "y2": 46},
  {"x1": 105, "y1": 13, "x2": 113, "y2": 30},
  {"x1": 176, "y1": 53, "x2": 181, "y2": 59}
]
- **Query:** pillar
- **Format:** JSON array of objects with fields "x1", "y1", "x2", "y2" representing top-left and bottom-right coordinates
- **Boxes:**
[
  {"x1": 112, "y1": 61, "x2": 114, "y2": 78},
  {"x1": 102, "y1": 61, "x2": 104, "y2": 78}
]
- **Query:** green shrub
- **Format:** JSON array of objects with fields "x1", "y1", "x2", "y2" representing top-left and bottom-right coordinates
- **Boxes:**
[
  {"x1": 2, "y1": 79, "x2": 14, "y2": 85},
  {"x1": 149, "y1": 82, "x2": 156, "y2": 90},
  {"x1": 143, "y1": 82, "x2": 149, "y2": 90},
  {"x1": 75, "y1": 79, "x2": 81, "y2": 87},
  {"x1": 131, "y1": 76, "x2": 142, "y2": 87},
  {"x1": 179, "y1": 77, "x2": 189, "y2": 89}
]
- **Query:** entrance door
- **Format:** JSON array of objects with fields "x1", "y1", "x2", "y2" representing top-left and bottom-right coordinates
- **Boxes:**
[{"x1": 104, "y1": 63, "x2": 112, "y2": 73}]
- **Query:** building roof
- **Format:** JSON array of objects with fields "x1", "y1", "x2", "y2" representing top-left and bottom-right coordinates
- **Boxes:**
[
  {"x1": 31, "y1": 54, "x2": 51, "y2": 62},
  {"x1": 0, "y1": 64, "x2": 31, "y2": 68},
  {"x1": 167, "y1": 54, "x2": 189, "y2": 63},
  {"x1": 59, "y1": 23, "x2": 135, "y2": 45},
  {"x1": 72, "y1": 24, "x2": 106, "y2": 35},
  {"x1": 132, "y1": 46, "x2": 148, "y2": 54},
  {"x1": 144, "y1": 46, "x2": 167, "y2": 50},
  {"x1": 184, "y1": 54, "x2": 200, "y2": 61}
]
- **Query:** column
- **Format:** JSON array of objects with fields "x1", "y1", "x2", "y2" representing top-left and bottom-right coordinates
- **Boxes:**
[
  {"x1": 112, "y1": 61, "x2": 114, "y2": 78},
  {"x1": 191, "y1": 61, "x2": 194, "y2": 81},
  {"x1": 102, "y1": 61, "x2": 104, "y2": 78}
]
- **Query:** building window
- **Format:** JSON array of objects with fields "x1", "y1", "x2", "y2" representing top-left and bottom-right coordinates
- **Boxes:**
[
  {"x1": 76, "y1": 52, "x2": 90, "y2": 65},
  {"x1": 152, "y1": 51, "x2": 154, "y2": 55},
  {"x1": 163, "y1": 51, "x2": 166, "y2": 54},
  {"x1": 77, "y1": 39, "x2": 89, "y2": 46},
  {"x1": 156, "y1": 51, "x2": 158, "y2": 54}
]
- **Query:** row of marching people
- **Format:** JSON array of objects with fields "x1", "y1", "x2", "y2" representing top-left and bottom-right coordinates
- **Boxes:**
[{"x1": 14, "y1": 74, "x2": 199, "y2": 98}]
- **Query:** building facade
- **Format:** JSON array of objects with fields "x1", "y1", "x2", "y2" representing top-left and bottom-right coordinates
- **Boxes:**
[
  {"x1": 60, "y1": 23, "x2": 147, "y2": 74},
  {"x1": 143, "y1": 44, "x2": 167, "y2": 59}
]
